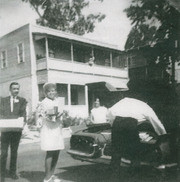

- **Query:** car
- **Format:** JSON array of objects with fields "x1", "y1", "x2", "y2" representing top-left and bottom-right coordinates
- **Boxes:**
[{"x1": 67, "y1": 122, "x2": 178, "y2": 170}]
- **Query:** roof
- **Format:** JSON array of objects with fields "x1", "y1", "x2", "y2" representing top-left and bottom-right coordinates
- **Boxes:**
[
  {"x1": 31, "y1": 24, "x2": 121, "y2": 51},
  {"x1": 0, "y1": 23, "x2": 121, "y2": 51}
]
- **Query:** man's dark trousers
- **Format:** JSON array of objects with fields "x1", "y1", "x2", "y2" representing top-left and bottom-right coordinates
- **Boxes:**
[
  {"x1": 111, "y1": 116, "x2": 140, "y2": 173},
  {"x1": 1, "y1": 131, "x2": 22, "y2": 178}
]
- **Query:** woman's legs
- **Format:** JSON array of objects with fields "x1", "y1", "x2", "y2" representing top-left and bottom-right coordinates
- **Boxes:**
[
  {"x1": 45, "y1": 151, "x2": 53, "y2": 180},
  {"x1": 44, "y1": 150, "x2": 60, "y2": 180},
  {"x1": 51, "y1": 150, "x2": 60, "y2": 175}
]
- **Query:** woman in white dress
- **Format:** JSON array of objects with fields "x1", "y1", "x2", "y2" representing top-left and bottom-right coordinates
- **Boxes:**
[{"x1": 37, "y1": 83, "x2": 64, "y2": 182}]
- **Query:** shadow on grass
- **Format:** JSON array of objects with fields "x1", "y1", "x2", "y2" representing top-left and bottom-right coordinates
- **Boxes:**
[
  {"x1": 20, "y1": 171, "x2": 44, "y2": 182},
  {"x1": 57, "y1": 163, "x2": 111, "y2": 182},
  {"x1": 19, "y1": 164, "x2": 178, "y2": 182},
  {"x1": 56, "y1": 164, "x2": 178, "y2": 182}
]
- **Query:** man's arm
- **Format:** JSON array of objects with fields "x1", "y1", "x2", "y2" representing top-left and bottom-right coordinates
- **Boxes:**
[
  {"x1": 90, "y1": 113, "x2": 94, "y2": 122},
  {"x1": 0, "y1": 97, "x2": 4, "y2": 119},
  {"x1": 144, "y1": 107, "x2": 167, "y2": 135},
  {"x1": 20, "y1": 98, "x2": 27, "y2": 123}
]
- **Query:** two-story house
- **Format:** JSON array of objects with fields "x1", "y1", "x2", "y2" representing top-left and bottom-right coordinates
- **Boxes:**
[{"x1": 0, "y1": 24, "x2": 128, "y2": 117}]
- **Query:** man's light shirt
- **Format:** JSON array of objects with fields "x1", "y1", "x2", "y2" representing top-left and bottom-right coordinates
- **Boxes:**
[{"x1": 109, "y1": 97, "x2": 166, "y2": 135}]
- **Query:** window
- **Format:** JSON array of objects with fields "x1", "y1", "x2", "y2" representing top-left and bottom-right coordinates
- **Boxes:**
[
  {"x1": 73, "y1": 44, "x2": 92, "y2": 63},
  {"x1": 48, "y1": 39, "x2": 71, "y2": 61},
  {"x1": 1, "y1": 51, "x2": 7, "y2": 68},
  {"x1": 94, "y1": 48, "x2": 110, "y2": 66},
  {"x1": 112, "y1": 53, "x2": 127, "y2": 68},
  {"x1": 17, "y1": 43, "x2": 24, "y2": 63},
  {"x1": 57, "y1": 84, "x2": 68, "y2": 105},
  {"x1": 71, "y1": 85, "x2": 85, "y2": 105}
]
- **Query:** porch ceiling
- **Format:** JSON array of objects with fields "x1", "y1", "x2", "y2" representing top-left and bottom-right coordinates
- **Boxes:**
[{"x1": 86, "y1": 81, "x2": 128, "y2": 91}]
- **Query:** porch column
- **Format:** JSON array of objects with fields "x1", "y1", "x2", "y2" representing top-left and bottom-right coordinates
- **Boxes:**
[
  {"x1": 91, "y1": 47, "x2": 94, "y2": 57},
  {"x1": 91, "y1": 47, "x2": 94, "y2": 75},
  {"x1": 68, "y1": 84, "x2": 71, "y2": 107},
  {"x1": 110, "y1": 52, "x2": 113, "y2": 68},
  {"x1": 29, "y1": 24, "x2": 39, "y2": 112},
  {"x1": 45, "y1": 36, "x2": 49, "y2": 70},
  {"x1": 127, "y1": 54, "x2": 130, "y2": 79},
  {"x1": 85, "y1": 85, "x2": 89, "y2": 115},
  {"x1": 71, "y1": 42, "x2": 74, "y2": 62}
]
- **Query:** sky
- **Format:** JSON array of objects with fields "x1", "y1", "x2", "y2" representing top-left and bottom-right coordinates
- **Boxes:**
[{"x1": 0, "y1": 0, "x2": 132, "y2": 50}]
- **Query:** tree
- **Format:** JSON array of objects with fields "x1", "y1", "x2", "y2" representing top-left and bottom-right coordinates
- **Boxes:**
[
  {"x1": 22, "y1": 0, "x2": 105, "y2": 35},
  {"x1": 125, "y1": 0, "x2": 180, "y2": 134},
  {"x1": 125, "y1": 24, "x2": 157, "y2": 50},
  {"x1": 125, "y1": 0, "x2": 180, "y2": 84},
  {"x1": 124, "y1": 0, "x2": 179, "y2": 50}
]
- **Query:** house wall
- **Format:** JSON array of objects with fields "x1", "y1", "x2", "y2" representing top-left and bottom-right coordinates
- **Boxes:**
[
  {"x1": 46, "y1": 69, "x2": 128, "y2": 88},
  {"x1": 37, "y1": 70, "x2": 48, "y2": 84},
  {"x1": 0, "y1": 24, "x2": 31, "y2": 83},
  {"x1": 0, "y1": 24, "x2": 34, "y2": 112}
]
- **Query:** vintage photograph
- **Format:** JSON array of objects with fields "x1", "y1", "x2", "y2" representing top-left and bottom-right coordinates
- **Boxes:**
[{"x1": 0, "y1": 0, "x2": 180, "y2": 181}]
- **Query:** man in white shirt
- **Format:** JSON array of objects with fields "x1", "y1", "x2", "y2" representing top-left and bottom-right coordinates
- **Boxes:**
[
  {"x1": 0, "y1": 82, "x2": 27, "y2": 182},
  {"x1": 107, "y1": 97, "x2": 167, "y2": 179},
  {"x1": 107, "y1": 97, "x2": 166, "y2": 135},
  {"x1": 90, "y1": 98, "x2": 107, "y2": 124}
]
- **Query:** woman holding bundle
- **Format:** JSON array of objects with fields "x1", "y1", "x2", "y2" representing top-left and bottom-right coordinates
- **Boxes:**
[{"x1": 37, "y1": 83, "x2": 64, "y2": 182}]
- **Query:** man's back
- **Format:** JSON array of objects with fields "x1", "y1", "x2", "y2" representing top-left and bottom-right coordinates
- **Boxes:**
[{"x1": 109, "y1": 97, "x2": 166, "y2": 135}]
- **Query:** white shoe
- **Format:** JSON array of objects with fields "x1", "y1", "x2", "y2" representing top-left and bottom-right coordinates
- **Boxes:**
[
  {"x1": 54, "y1": 179, "x2": 62, "y2": 182},
  {"x1": 51, "y1": 175, "x2": 62, "y2": 182},
  {"x1": 43, "y1": 176, "x2": 53, "y2": 182}
]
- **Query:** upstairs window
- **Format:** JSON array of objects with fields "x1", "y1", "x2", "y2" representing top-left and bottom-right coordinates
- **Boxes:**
[
  {"x1": 1, "y1": 50, "x2": 7, "y2": 68},
  {"x1": 48, "y1": 38, "x2": 71, "y2": 61},
  {"x1": 112, "y1": 53, "x2": 127, "y2": 68},
  {"x1": 73, "y1": 44, "x2": 92, "y2": 63},
  {"x1": 17, "y1": 43, "x2": 24, "y2": 63},
  {"x1": 94, "y1": 48, "x2": 110, "y2": 66}
]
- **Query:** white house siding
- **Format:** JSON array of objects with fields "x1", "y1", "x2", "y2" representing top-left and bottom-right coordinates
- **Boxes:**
[
  {"x1": 0, "y1": 24, "x2": 31, "y2": 83},
  {"x1": 47, "y1": 70, "x2": 128, "y2": 88}
]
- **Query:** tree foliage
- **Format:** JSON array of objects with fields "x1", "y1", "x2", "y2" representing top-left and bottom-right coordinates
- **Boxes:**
[
  {"x1": 22, "y1": 0, "x2": 105, "y2": 35},
  {"x1": 125, "y1": 24, "x2": 157, "y2": 50},
  {"x1": 124, "y1": 0, "x2": 179, "y2": 50}
]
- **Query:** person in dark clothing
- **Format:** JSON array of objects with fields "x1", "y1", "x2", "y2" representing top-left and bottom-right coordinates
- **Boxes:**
[
  {"x1": 0, "y1": 82, "x2": 27, "y2": 182},
  {"x1": 107, "y1": 97, "x2": 166, "y2": 180},
  {"x1": 111, "y1": 117, "x2": 141, "y2": 176}
]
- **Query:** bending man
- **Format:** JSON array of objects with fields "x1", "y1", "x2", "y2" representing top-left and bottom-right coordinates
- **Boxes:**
[{"x1": 107, "y1": 97, "x2": 166, "y2": 178}]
